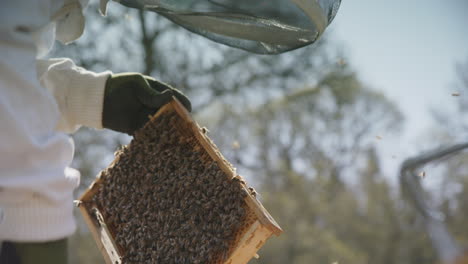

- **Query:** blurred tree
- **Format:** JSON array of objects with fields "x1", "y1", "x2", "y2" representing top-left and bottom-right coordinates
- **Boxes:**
[
  {"x1": 442, "y1": 152, "x2": 468, "y2": 246},
  {"x1": 208, "y1": 60, "x2": 424, "y2": 263},
  {"x1": 448, "y1": 59, "x2": 468, "y2": 135},
  {"x1": 432, "y1": 57, "x2": 468, "y2": 141},
  {"x1": 430, "y1": 57, "x2": 468, "y2": 252},
  {"x1": 401, "y1": 57, "x2": 468, "y2": 264}
]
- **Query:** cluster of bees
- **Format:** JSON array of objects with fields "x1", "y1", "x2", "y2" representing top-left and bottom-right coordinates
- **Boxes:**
[{"x1": 93, "y1": 111, "x2": 249, "y2": 263}]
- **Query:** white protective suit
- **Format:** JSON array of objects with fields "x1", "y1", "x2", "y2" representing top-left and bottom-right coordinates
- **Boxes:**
[{"x1": 0, "y1": 0, "x2": 111, "y2": 241}]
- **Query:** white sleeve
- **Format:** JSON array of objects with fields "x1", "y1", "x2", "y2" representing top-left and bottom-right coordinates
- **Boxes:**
[{"x1": 36, "y1": 58, "x2": 112, "y2": 133}]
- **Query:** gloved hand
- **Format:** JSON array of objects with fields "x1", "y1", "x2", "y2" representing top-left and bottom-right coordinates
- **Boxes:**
[{"x1": 103, "y1": 73, "x2": 191, "y2": 135}]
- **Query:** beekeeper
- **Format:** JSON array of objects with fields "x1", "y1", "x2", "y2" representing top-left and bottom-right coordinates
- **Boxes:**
[{"x1": 0, "y1": 0, "x2": 191, "y2": 262}]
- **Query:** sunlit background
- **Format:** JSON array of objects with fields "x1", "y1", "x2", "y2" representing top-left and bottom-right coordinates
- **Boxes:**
[
  {"x1": 333, "y1": 0, "x2": 468, "y2": 178},
  {"x1": 52, "y1": 1, "x2": 468, "y2": 263}
]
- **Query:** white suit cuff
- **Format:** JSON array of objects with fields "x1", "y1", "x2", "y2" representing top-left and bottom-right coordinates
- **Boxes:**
[{"x1": 67, "y1": 70, "x2": 111, "y2": 129}]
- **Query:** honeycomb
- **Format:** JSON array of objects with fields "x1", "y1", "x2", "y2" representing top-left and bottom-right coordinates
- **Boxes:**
[{"x1": 89, "y1": 108, "x2": 255, "y2": 264}]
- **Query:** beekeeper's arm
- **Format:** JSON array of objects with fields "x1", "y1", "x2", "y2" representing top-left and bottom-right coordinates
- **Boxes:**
[
  {"x1": 37, "y1": 59, "x2": 191, "y2": 135},
  {"x1": 37, "y1": 58, "x2": 110, "y2": 132},
  {"x1": 35, "y1": 0, "x2": 191, "y2": 135}
]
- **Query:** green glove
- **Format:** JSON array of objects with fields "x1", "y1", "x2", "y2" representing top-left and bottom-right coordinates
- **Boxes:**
[
  {"x1": 8, "y1": 239, "x2": 68, "y2": 264},
  {"x1": 103, "y1": 73, "x2": 192, "y2": 135}
]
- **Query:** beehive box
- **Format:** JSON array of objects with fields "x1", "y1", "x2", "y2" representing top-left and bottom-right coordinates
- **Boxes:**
[{"x1": 77, "y1": 98, "x2": 282, "y2": 264}]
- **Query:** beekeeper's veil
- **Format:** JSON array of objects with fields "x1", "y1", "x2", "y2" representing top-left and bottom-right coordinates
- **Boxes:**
[{"x1": 100, "y1": 0, "x2": 341, "y2": 54}]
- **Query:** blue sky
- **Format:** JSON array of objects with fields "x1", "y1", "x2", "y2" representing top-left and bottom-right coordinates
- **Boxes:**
[{"x1": 327, "y1": 0, "x2": 468, "y2": 178}]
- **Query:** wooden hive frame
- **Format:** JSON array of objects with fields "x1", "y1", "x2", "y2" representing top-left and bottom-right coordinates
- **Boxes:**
[{"x1": 77, "y1": 98, "x2": 283, "y2": 264}]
